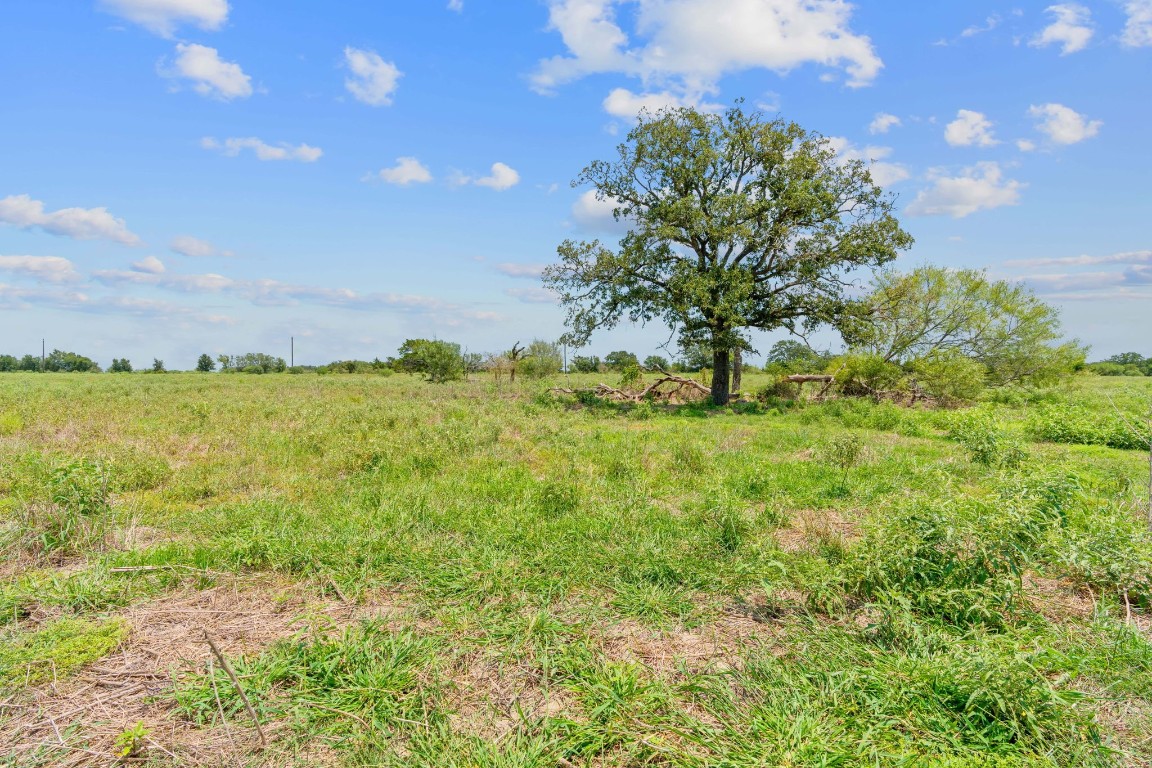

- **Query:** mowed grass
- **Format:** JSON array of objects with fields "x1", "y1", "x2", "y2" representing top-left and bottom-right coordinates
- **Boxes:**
[{"x1": 1, "y1": 371, "x2": 1151, "y2": 766}]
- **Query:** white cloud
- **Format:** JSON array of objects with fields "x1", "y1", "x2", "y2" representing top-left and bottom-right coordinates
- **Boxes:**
[
  {"x1": 376, "y1": 157, "x2": 433, "y2": 185},
  {"x1": 906, "y1": 162, "x2": 1024, "y2": 218},
  {"x1": 1017, "y1": 139, "x2": 1037, "y2": 152},
  {"x1": 602, "y1": 88, "x2": 703, "y2": 119},
  {"x1": 826, "y1": 137, "x2": 910, "y2": 187},
  {"x1": 944, "y1": 110, "x2": 997, "y2": 147},
  {"x1": 0, "y1": 194, "x2": 142, "y2": 245},
  {"x1": 868, "y1": 112, "x2": 901, "y2": 135},
  {"x1": 344, "y1": 47, "x2": 401, "y2": 106},
  {"x1": 448, "y1": 0, "x2": 464, "y2": 11},
  {"x1": 1122, "y1": 0, "x2": 1152, "y2": 47},
  {"x1": 458, "y1": 162, "x2": 521, "y2": 191},
  {"x1": 99, "y1": 0, "x2": 229, "y2": 38},
  {"x1": 1005, "y1": 250, "x2": 1152, "y2": 268},
  {"x1": 1030, "y1": 4, "x2": 1093, "y2": 55},
  {"x1": 201, "y1": 136, "x2": 322, "y2": 162},
  {"x1": 533, "y1": 0, "x2": 883, "y2": 102},
  {"x1": 1027, "y1": 103, "x2": 1102, "y2": 145},
  {"x1": 961, "y1": 14, "x2": 1001, "y2": 38},
  {"x1": 571, "y1": 190, "x2": 630, "y2": 232},
  {"x1": 163, "y1": 43, "x2": 252, "y2": 100},
  {"x1": 0, "y1": 255, "x2": 81, "y2": 283},
  {"x1": 506, "y1": 287, "x2": 558, "y2": 304},
  {"x1": 131, "y1": 255, "x2": 167, "y2": 274},
  {"x1": 495, "y1": 263, "x2": 547, "y2": 278},
  {"x1": 170, "y1": 235, "x2": 233, "y2": 258}
]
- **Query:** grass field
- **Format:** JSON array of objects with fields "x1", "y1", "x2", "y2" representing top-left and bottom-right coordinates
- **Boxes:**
[{"x1": 2, "y1": 371, "x2": 1152, "y2": 767}]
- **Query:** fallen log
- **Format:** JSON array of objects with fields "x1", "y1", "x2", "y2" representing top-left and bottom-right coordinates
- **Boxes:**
[{"x1": 785, "y1": 374, "x2": 834, "y2": 383}]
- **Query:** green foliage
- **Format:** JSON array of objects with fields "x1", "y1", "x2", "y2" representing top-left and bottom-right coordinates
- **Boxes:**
[
  {"x1": 848, "y1": 266, "x2": 1086, "y2": 388},
  {"x1": 519, "y1": 339, "x2": 563, "y2": 379},
  {"x1": 218, "y1": 352, "x2": 285, "y2": 374},
  {"x1": 912, "y1": 350, "x2": 987, "y2": 404},
  {"x1": 571, "y1": 354, "x2": 600, "y2": 373},
  {"x1": 195, "y1": 353, "x2": 215, "y2": 372},
  {"x1": 831, "y1": 352, "x2": 906, "y2": 396},
  {"x1": 617, "y1": 363, "x2": 643, "y2": 389},
  {"x1": 151, "y1": 358, "x2": 166, "y2": 373},
  {"x1": 395, "y1": 339, "x2": 464, "y2": 382},
  {"x1": 603, "y1": 350, "x2": 639, "y2": 371},
  {"x1": 544, "y1": 101, "x2": 912, "y2": 404},
  {"x1": 109, "y1": 357, "x2": 133, "y2": 373},
  {"x1": 0, "y1": 412, "x2": 22, "y2": 436},
  {"x1": 113, "y1": 721, "x2": 151, "y2": 759},
  {"x1": 642, "y1": 354, "x2": 668, "y2": 370},
  {"x1": 43, "y1": 349, "x2": 101, "y2": 373},
  {"x1": 0, "y1": 617, "x2": 126, "y2": 687},
  {"x1": 946, "y1": 409, "x2": 1028, "y2": 468},
  {"x1": 1028, "y1": 404, "x2": 1151, "y2": 451}
]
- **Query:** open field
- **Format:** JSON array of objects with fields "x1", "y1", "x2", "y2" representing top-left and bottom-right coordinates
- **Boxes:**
[{"x1": 2, "y1": 372, "x2": 1152, "y2": 767}]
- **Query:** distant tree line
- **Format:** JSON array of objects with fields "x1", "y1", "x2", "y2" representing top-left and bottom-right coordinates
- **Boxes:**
[{"x1": 1084, "y1": 352, "x2": 1152, "y2": 377}]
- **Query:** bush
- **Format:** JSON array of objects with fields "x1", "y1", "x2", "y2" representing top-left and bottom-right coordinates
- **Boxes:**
[
  {"x1": 911, "y1": 351, "x2": 985, "y2": 404},
  {"x1": 831, "y1": 353, "x2": 905, "y2": 397},
  {"x1": 1028, "y1": 405, "x2": 1151, "y2": 451},
  {"x1": 946, "y1": 409, "x2": 1028, "y2": 469},
  {"x1": 756, "y1": 378, "x2": 800, "y2": 401}
]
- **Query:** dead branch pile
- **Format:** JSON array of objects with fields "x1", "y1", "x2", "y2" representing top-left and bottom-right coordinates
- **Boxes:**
[{"x1": 552, "y1": 370, "x2": 711, "y2": 404}]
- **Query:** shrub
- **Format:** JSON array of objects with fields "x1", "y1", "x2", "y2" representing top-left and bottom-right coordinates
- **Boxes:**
[
  {"x1": 1028, "y1": 405, "x2": 1151, "y2": 451},
  {"x1": 946, "y1": 409, "x2": 1027, "y2": 469},
  {"x1": 910, "y1": 351, "x2": 986, "y2": 404}
]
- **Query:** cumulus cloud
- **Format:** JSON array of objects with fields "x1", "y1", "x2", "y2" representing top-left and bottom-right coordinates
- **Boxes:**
[
  {"x1": 99, "y1": 0, "x2": 229, "y2": 38},
  {"x1": 0, "y1": 194, "x2": 142, "y2": 245},
  {"x1": 495, "y1": 263, "x2": 547, "y2": 278},
  {"x1": 376, "y1": 157, "x2": 433, "y2": 185},
  {"x1": 601, "y1": 88, "x2": 717, "y2": 119},
  {"x1": 201, "y1": 136, "x2": 322, "y2": 162},
  {"x1": 131, "y1": 255, "x2": 167, "y2": 274},
  {"x1": 1017, "y1": 139, "x2": 1037, "y2": 152},
  {"x1": 455, "y1": 163, "x2": 520, "y2": 190},
  {"x1": 869, "y1": 113, "x2": 901, "y2": 135},
  {"x1": 162, "y1": 43, "x2": 252, "y2": 100},
  {"x1": 826, "y1": 137, "x2": 910, "y2": 187},
  {"x1": 170, "y1": 235, "x2": 233, "y2": 258},
  {"x1": 505, "y1": 287, "x2": 558, "y2": 304},
  {"x1": 0, "y1": 255, "x2": 81, "y2": 283},
  {"x1": 906, "y1": 162, "x2": 1024, "y2": 218},
  {"x1": 944, "y1": 110, "x2": 998, "y2": 147},
  {"x1": 533, "y1": 0, "x2": 882, "y2": 103},
  {"x1": 1030, "y1": 4, "x2": 1093, "y2": 55},
  {"x1": 1028, "y1": 103, "x2": 1102, "y2": 145},
  {"x1": 344, "y1": 47, "x2": 401, "y2": 106},
  {"x1": 1122, "y1": 0, "x2": 1152, "y2": 47},
  {"x1": 571, "y1": 190, "x2": 629, "y2": 232}
]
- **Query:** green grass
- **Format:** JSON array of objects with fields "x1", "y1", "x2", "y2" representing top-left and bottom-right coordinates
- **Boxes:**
[{"x1": 0, "y1": 371, "x2": 1150, "y2": 765}]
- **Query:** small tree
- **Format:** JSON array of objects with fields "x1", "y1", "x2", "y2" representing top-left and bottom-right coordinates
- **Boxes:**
[
  {"x1": 643, "y1": 355, "x2": 669, "y2": 371},
  {"x1": 519, "y1": 340, "x2": 562, "y2": 379},
  {"x1": 396, "y1": 339, "x2": 464, "y2": 382},
  {"x1": 196, "y1": 354, "x2": 216, "y2": 372},
  {"x1": 544, "y1": 101, "x2": 912, "y2": 404},
  {"x1": 110, "y1": 358, "x2": 133, "y2": 373},
  {"x1": 152, "y1": 359, "x2": 166, "y2": 373},
  {"x1": 44, "y1": 350, "x2": 101, "y2": 372},
  {"x1": 846, "y1": 266, "x2": 1087, "y2": 386},
  {"x1": 604, "y1": 350, "x2": 639, "y2": 371},
  {"x1": 571, "y1": 355, "x2": 601, "y2": 373},
  {"x1": 506, "y1": 342, "x2": 528, "y2": 382}
]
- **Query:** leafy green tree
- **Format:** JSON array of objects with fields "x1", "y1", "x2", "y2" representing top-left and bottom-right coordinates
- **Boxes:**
[
  {"x1": 395, "y1": 339, "x2": 463, "y2": 382},
  {"x1": 1107, "y1": 352, "x2": 1147, "y2": 366},
  {"x1": 519, "y1": 340, "x2": 562, "y2": 379},
  {"x1": 643, "y1": 355, "x2": 669, "y2": 371},
  {"x1": 604, "y1": 350, "x2": 639, "y2": 371},
  {"x1": 18, "y1": 354, "x2": 40, "y2": 372},
  {"x1": 110, "y1": 358, "x2": 133, "y2": 373},
  {"x1": 151, "y1": 359, "x2": 165, "y2": 373},
  {"x1": 846, "y1": 266, "x2": 1087, "y2": 386},
  {"x1": 44, "y1": 350, "x2": 101, "y2": 372},
  {"x1": 571, "y1": 355, "x2": 601, "y2": 373},
  {"x1": 0, "y1": 355, "x2": 18, "y2": 372},
  {"x1": 676, "y1": 341, "x2": 712, "y2": 372},
  {"x1": 765, "y1": 340, "x2": 831, "y2": 373},
  {"x1": 543, "y1": 101, "x2": 912, "y2": 404},
  {"x1": 196, "y1": 354, "x2": 216, "y2": 372}
]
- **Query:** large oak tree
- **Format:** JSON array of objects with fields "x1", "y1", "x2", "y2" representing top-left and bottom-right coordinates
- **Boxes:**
[{"x1": 543, "y1": 102, "x2": 913, "y2": 404}]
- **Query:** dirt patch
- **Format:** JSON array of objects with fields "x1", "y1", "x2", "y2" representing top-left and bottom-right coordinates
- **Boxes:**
[
  {"x1": 1023, "y1": 574, "x2": 1096, "y2": 623},
  {"x1": 773, "y1": 508, "x2": 861, "y2": 553},
  {"x1": 0, "y1": 579, "x2": 402, "y2": 767}
]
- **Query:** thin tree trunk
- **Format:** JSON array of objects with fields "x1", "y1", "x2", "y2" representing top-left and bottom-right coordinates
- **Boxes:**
[
  {"x1": 711, "y1": 347, "x2": 731, "y2": 406},
  {"x1": 731, "y1": 349, "x2": 743, "y2": 395}
]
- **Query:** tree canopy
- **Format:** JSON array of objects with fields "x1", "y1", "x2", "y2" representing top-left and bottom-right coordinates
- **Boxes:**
[
  {"x1": 543, "y1": 101, "x2": 913, "y2": 404},
  {"x1": 845, "y1": 266, "x2": 1087, "y2": 387}
]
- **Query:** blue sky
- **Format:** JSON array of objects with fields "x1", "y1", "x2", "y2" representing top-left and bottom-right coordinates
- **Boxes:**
[{"x1": 1, "y1": 0, "x2": 1149, "y2": 368}]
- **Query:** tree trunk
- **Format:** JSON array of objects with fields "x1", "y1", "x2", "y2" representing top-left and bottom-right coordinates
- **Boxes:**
[
  {"x1": 711, "y1": 347, "x2": 731, "y2": 405},
  {"x1": 731, "y1": 349, "x2": 743, "y2": 395}
]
